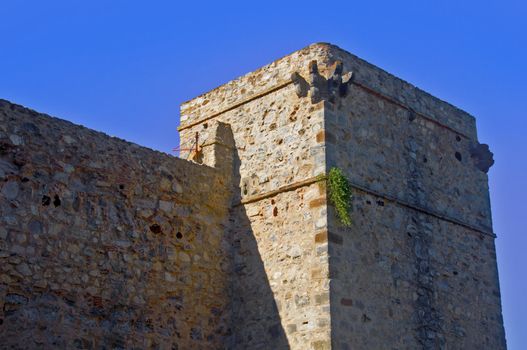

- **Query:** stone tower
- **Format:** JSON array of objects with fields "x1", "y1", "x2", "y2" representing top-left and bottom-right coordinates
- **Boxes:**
[
  {"x1": 179, "y1": 43, "x2": 506, "y2": 349},
  {"x1": 0, "y1": 43, "x2": 505, "y2": 349}
]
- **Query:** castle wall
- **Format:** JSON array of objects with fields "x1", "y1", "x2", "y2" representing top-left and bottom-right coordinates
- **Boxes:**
[
  {"x1": 324, "y1": 48, "x2": 506, "y2": 349},
  {"x1": 327, "y1": 193, "x2": 504, "y2": 349},
  {"x1": 179, "y1": 45, "x2": 333, "y2": 349},
  {"x1": 0, "y1": 100, "x2": 232, "y2": 349},
  {"x1": 325, "y1": 50, "x2": 492, "y2": 231},
  {"x1": 179, "y1": 43, "x2": 505, "y2": 349},
  {"x1": 230, "y1": 182, "x2": 330, "y2": 349},
  {"x1": 0, "y1": 42, "x2": 505, "y2": 350}
]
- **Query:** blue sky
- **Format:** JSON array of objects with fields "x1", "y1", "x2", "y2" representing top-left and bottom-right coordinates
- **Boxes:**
[{"x1": 1, "y1": 0, "x2": 526, "y2": 347}]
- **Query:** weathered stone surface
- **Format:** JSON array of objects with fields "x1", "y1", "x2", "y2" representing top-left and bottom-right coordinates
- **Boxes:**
[
  {"x1": 0, "y1": 42, "x2": 505, "y2": 350},
  {"x1": 0, "y1": 100, "x2": 234, "y2": 349},
  {"x1": 179, "y1": 43, "x2": 505, "y2": 349},
  {"x1": 1, "y1": 181, "x2": 19, "y2": 199}
]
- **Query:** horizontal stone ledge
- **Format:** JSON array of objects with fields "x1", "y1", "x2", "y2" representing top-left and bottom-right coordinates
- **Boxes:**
[
  {"x1": 235, "y1": 175, "x2": 326, "y2": 206},
  {"x1": 234, "y1": 173, "x2": 495, "y2": 238},
  {"x1": 347, "y1": 181, "x2": 495, "y2": 238}
]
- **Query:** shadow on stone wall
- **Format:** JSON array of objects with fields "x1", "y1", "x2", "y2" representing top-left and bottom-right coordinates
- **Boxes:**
[
  {"x1": 228, "y1": 141, "x2": 290, "y2": 349},
  {"x1": 0, "y1": 102, "x2": 289, "y2": 349}
]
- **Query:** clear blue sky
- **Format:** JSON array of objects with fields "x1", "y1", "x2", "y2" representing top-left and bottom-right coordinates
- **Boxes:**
[{"x1": 1, "y1": 0, "x2": 525, "y2": 347}]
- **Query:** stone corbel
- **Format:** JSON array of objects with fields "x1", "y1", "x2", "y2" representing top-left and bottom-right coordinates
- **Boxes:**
[
  {"x1": 291, "y1": 72, "x2": 309, "y2": 98},
  {"x1": 291, "y1": 60, "x2": 354, "y2": 104},
  {"x1": 469, "y1": 143, "x2": 494, "y2": 173}
]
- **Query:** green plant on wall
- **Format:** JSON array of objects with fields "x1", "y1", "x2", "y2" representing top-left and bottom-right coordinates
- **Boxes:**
[{"x1": 327, "y1": 167, "x2": 352, "y2": 226}]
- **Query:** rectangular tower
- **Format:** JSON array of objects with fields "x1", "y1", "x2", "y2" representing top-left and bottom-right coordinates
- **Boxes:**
[{"x1": 179, "y1": 43, "x2": 506, "y2": 349}]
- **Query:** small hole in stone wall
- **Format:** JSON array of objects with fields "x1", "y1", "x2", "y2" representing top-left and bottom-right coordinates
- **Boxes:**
[
  {"x1": 273, "y1": 207, "x2": 278, "y2": 217},
  {"x1": 150, "y1": 224, "x2": 162, "y2": 234},
  {"x1": 271, "y1": 199, "x2": 275, "y2": 205},
  {"x1": 0, "y1": 318, "x2": 3, "y2": 325},
  {"x1": 176, "y1": 232, "x2": 183, "y2": 239},
  {"x1": 456, "y1": 135, "x2": 461, "y2": 142},
  {"x1": 376, "y1": 200, "x2": 384, "y2": 207},
  {"x1": 366, "y1": 200, "x2": 371, "y2": 205},
  {"x1": 361, "y1": 314, "x2": 371, "y2": 323},
  {"x1": 53, "y1": 195, "x2": 61, "y2": 207},
  {"x1": 302, "y1": 321, "x2": 308, "y2": 325},
  {"x1": 453, "y1": 271, "x2": 458, "y2": 276},
  {"x1": 21, "y1": 177, "x2": 29, "y2": 183},
  {"x1": 289, "y1": 110, "x2": 297, "y2": 122},
  {"x1": 42, "y1": 195, "x2": 51, "y2": 206},
  {"x1": 203, "y1": 123, "x2": 208, "y2": 129},
  {"x1": 119, "y1": 184, "x2": 125, "y2": 190},
  {"x1": 423, "y1": 156, "x2": 427, "y2": 163},
  {"x1": 455, "y1": 152, "x2": 462, "y2": 162},
  {"x1": 407, "y1": 232, "x2": 412, "y2": 238}
]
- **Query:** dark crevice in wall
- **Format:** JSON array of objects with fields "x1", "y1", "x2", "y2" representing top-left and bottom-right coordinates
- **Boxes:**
[
  {"x1": 405, "y1": 130, "x2": 446, "y2": 348},
  {"x1": 42, "y1": 195, "x2": 51, "y2": 206},
  {"x1": 149, "y1": 224, "x2": 162, "y2": 234},
  {"x1": 53, "y1": 195, "x2": 61, "y2": 207},
  {"x1": 407, "y1": 214, "x2": 445, "y2": 349}
]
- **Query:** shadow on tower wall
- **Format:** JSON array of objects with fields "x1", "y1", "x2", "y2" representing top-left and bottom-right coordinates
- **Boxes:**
[{"x1": 226, "y1": 132, "x2": 290, "y2": 349}]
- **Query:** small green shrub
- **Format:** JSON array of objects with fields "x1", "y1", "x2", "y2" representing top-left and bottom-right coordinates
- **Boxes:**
[{"x1": 327, "y1": 167, "x2": 352, "y2": 226}]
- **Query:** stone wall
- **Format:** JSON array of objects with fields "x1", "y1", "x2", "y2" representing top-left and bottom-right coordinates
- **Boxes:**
[
  {"x1": 322, "y1": 47, "x2": 506, "y2": 349},
  {"x1": 325, "y1": 47, "x2": 492, "y2": 232},
  {"x1": 180, "y1": 42, "x2": 506, "y2": 349},
  {"x1": 0, "y1": 42, "x2": 506, "y2": 350},
  {"x1": 179, "y1": 44, "x2": 333, "y2": 349},
  {"x1": 230, "y1": 182, "x2": 330, "y2": 349},
  {"x1": 0, "y1": 100, "x2": 233, "y2": 349},
  {"x1": 327, "y1": 193, "x2": 504, "y2": 349}
]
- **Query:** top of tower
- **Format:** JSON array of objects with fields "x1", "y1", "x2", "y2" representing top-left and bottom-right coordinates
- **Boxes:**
[{"x1": 179, "y1": 43, "x2": 476, "y2": 139}]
